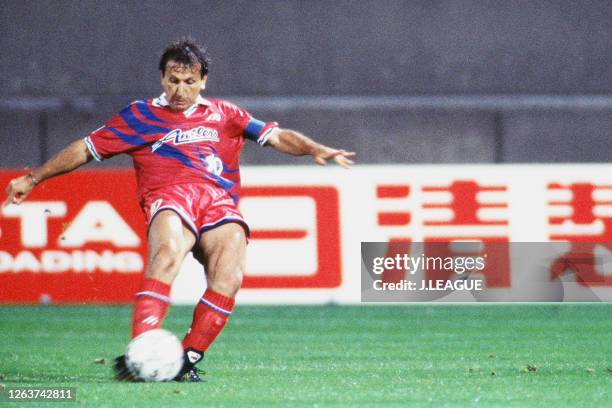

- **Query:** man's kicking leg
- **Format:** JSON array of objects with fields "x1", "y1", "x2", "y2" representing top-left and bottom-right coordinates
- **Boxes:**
[{"x1": 114, "y1": 210, "x2": 195, "y2": 380}]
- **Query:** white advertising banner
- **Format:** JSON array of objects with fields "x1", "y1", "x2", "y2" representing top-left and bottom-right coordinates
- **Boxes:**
[{"x1": 1, "y1": 166, "x2": 609, "y2": 304}]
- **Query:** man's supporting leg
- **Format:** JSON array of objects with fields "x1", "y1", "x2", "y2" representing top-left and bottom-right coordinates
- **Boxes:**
[
  {"x1": 182, "y1": 288, "x2": 235, "y2": 363},
  {"x1": 182, "y1": 223, "x2": 246, "y2": 364}
]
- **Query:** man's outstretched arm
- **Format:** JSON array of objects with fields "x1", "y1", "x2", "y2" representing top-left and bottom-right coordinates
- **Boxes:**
[
  {"x1": 3, "y1": 138, "x2": 93, "y2": 207},
  {"x1": 265, "y1": 128, "x2": 355, "y2": 169}
]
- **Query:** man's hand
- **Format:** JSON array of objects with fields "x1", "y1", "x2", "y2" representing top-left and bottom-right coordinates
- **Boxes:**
[
  {"x1": 3, "y1": 174, "x2": 35, "y2": 207},
  {"x1": 2, "y1": 139, "x2": 93, "y2": 208},
  {"x1": 312, "y1": 147, "x2": 355, "y2": 169}
]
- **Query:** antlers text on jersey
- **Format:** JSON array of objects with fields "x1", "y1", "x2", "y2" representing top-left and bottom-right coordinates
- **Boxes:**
[{"x1": 151, "y1": 126, "x2": 219, "y2": 152}]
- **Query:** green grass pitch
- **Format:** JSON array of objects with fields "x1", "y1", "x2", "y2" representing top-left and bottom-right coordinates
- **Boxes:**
[{"x1": 1, "y1": 304, "x2": 611, "y2": 407}]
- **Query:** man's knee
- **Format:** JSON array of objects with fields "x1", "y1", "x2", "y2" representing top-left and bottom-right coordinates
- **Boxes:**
[{"x1": 147, "y1": 242, "x2": 185, "y2": 279}]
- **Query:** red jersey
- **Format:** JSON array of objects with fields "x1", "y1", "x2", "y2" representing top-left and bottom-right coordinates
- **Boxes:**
[{"x1": 84, "y1": 94, "x2": 278, "y2": 203}]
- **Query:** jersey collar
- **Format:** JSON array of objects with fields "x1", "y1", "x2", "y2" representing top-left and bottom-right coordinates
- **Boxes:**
[{"x1": 152, "y1": 93, "x2": 212, "y2": 117}]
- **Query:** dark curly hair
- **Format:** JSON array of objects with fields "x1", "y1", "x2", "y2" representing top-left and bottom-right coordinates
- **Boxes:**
[{"x1": 159, "y1": 38, "x2": 210, "y2": 78}]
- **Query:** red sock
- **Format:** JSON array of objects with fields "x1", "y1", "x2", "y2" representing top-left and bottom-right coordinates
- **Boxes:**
[
  {"x1": 131, "y1": 278, "x2": 171, "y2": 338},
  {"x1": 182, "y1": 289, "x2": 235, "y2": 357}
]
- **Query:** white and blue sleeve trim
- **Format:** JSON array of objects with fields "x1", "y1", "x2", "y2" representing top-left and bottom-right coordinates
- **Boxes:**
[
  {"x1": 83, "y1": 136, "x2": 103, "y2": 161},
  {"x1": 244, "y1": 118, "x2": 277, "y2": 146},
  {"x1": 257, "y1": 127, "x2": 275, "y2": 146}
]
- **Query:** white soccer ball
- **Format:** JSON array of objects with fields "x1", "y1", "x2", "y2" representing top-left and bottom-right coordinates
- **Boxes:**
[{"x1": 125, "y1": 329, "x2": 184, "y2": 382}]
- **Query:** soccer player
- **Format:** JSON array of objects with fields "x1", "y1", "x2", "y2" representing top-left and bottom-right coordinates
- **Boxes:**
[{"x1": 3, "y1": 38, "x2": 355, "y2": 381}]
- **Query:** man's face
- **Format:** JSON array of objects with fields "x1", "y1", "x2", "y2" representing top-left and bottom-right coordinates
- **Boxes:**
[{"x1": 160, "y1": 60, "x2": 207, "y2": 112}]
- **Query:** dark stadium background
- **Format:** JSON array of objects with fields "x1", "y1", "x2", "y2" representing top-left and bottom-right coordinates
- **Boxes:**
[{"x1": 1, "y1": 0, "x2": 610, "y2": 168}]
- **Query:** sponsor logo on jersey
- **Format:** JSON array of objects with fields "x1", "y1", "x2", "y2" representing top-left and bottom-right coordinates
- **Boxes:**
[{"x1": 152, "y1": 127, "x2": 219, "y2": 152}]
